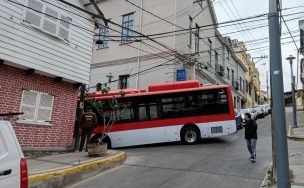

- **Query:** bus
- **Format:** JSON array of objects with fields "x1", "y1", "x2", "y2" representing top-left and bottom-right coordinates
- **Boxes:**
[{"x1": 88, "y1": 80, "x2": 236, "y2": 148}]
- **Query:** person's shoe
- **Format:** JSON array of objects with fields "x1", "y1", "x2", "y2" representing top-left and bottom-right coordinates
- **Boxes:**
[{"x1": 251, "y1": 157, "x2": 256, "y2": 163}]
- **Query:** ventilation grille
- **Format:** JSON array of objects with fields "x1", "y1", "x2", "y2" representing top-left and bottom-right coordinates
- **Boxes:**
[{"x1": 211, "y1": 126, "x2": 223, "y2": 134}]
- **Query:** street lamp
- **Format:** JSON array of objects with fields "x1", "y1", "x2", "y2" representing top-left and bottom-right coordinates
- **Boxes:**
[{"x1": 286, "y1": 55, "x2": 298, "y2": 128}]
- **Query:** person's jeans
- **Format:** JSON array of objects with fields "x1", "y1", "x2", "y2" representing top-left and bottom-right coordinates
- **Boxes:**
[
  {"x1": 246, "y1": 139, "x2": 257, "y2": 158},
  {"x1": 79, "y1": 128, "x2": 93, "y2": 152}
]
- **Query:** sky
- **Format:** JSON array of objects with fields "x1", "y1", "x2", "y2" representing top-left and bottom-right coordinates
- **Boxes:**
[{"x1": 213, "y1": 0, "x2": 303, "y2": 92}]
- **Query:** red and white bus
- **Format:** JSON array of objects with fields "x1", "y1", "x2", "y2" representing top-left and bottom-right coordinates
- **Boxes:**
[{"x1": 89, "y1": 80, "x2": 236, "y2": 148}]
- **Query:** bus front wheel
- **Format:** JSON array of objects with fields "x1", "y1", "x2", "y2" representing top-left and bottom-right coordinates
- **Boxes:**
[{"x1": 181, "y1": 126, "x2": 200, "y2": 144}]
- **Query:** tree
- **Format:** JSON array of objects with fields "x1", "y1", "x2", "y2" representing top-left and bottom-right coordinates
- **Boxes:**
[{"x1": 86, "y1": 85, "x2": 125, "y2": 147}]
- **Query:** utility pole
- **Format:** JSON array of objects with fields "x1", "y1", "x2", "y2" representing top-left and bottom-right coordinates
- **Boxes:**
[
  {"x1": 268, "y1": 0, "x2": 290, "y2": 187},
  {"x1": 266, "y1": 71, "x2": 269, "y2": 101},
  {"x1": 287, "y1": 55, "x2": 298, "y2": 128}
]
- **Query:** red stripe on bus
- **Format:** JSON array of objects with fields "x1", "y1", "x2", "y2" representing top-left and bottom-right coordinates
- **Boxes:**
[{"x1": 93, "y1": 113, "x2": 235, "y2": 133}]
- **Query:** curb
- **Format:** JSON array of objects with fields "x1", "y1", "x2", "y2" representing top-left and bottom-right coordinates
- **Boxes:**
[
  {"x1": 287, "y1": 135, "x2": 304, "y2": 141},
  {"x1": 260, "y1": 162, "x2": 275, "y2": 188},
  {"x1": 28, "y1": 151, "x2": 126, "y2": 188}
]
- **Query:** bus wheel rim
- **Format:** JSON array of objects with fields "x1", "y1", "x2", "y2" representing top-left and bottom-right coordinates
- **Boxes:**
[{"x1": 185, "y1": 130, "x2": 197, "y2": 143}]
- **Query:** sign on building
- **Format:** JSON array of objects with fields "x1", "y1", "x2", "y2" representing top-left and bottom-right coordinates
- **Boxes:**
[{"x1": 176, "y1": 69, "x2": 186, "y2": 81}]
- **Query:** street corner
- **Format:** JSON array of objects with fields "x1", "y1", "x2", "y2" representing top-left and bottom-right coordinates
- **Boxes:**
[{"x1": 28, "y1": 150, "x2": 126, "y2": 188}]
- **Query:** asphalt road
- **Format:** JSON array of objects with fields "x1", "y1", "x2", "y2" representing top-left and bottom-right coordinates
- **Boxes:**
[{"x1": 70, "y1": 116, "x2": 272, "y2": 188}]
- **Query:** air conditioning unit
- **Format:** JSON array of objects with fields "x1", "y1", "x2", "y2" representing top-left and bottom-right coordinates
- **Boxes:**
[
  {"x1": 234, "y1": 81, "x2": 239, "y2": 90},
  {"x1": 216, "y1": 65, "x2": 224, "y2": 76}
]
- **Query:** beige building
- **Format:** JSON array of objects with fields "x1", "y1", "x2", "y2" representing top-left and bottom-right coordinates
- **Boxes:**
[
  {"x1": 232, "y1": 40, "x2": 262, "y2": 108},
  {"x1": 87, "y1": 0, "x2": 247, "y2": 109}
]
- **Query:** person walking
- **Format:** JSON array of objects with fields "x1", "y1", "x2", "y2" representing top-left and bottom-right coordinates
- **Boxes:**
[
  {"x1": 243, "y1": 112, "x2": 258, "y2": 162},
  {"x1": 79, "y1": 106, "x2": 97, "y2": 152}
]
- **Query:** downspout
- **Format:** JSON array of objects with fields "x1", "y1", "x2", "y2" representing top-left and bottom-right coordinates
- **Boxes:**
[{"x1": 136, "y1": 0, "x2": 144, "y2": 88}]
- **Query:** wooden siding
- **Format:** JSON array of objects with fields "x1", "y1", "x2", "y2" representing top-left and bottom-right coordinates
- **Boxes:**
[{"x1": 0, "y1": 0, "x2": 94, "y2": 84}]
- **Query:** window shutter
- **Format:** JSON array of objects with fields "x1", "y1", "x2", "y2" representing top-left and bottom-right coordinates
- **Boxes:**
[
  {"x1": 42, "y1": 6, "x2": 58, "y2": 36},
  {"x1": 37, "y1": 93, "x2": 54, "y2": 122},
  {"x1": 20, "y1": 90, "x2": 38, "y2": 121},
  {"x1": 58, "y1": 14, "x2": 71, "y2": 41},
  {"x1": 24, "y1": 0, "x2": 44, "y2": 28}
]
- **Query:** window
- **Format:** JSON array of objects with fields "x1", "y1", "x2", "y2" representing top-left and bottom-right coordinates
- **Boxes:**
[
  {"x1": 93, "y1": 88, "x2": 230, "y2": 125},
  {"x1": 121, "y1": 13, "x2": 134, "y2": 43},
  {"x1": 249, "y1": 84, "x2": 252, "y2": 96},
  {"x1": 246, "y1": 80, "x2": 249, "y2": 93},
  {"x1": 239, "y1": 77, "x2": 242, "y2": 91},
  {"x1": 195, "y1": 24, "x2": 199, "y2": 53},
  {"x1": 19, "y1": 90, "x2": 54, "y2": 124},
  {"x1": 97, "y1": 26, "x2": 109, "y2": 49},
  {"x1": 243, "y1": 80, "x2": 246, "y2": 93},
  {"x1": 23, "y1": 0, "x2": 71, "y2": 41},
  {"x1": 227, "y1": 68, "x2": 230, "y2": 79},
  {"x1": 188, "y1": 16, "x2": 193, "y2": 47},
  {"x1": 231, "y1": 70, "x2": 235, "y2": 84},
  {"x1": 215, "y1": 51, "x2": 219, "y2": 68},
  {"x1": 208, "y1": 38, "x2": 212, "y2": 64},
  {"x1": 119, "y1": 75, "x2": 129, "y2": 89},
  {"x1": 226, "y1": 48, "x2": 230, "y2": 60}
]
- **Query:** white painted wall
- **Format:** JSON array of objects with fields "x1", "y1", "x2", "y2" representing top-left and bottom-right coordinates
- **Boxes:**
[
  {"x1": 0, "y1": 0, "x2": 94, "y2": 84},
  {"x1": 89, "y1": 0, "x2": 248, "y2": 107}
]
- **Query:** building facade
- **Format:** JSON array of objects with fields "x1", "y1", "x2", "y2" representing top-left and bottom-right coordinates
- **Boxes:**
[
  {"x1": 88, "y1": 0, "x2": 247, "y2": 109},
  {"x1": 232, "y1": 40, "x2": 262, "y2": 108},
  {"x1": 0, "y1": 0, "x2": 94, "y2": 150}
]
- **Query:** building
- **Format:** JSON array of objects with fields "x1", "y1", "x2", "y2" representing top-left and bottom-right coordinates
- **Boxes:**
[
  {"x1": 0, "y1": 0, "x2": 94, "y2": 150},
  {"x1": 88, "y1": 0, "x2": 247, "y2": 109},
  {"x1": 232, "y1": 40, "x2": 262, "y2": 108},
  {"x1": 259, "y1": 90, "x2": 269, "y2": 104}
]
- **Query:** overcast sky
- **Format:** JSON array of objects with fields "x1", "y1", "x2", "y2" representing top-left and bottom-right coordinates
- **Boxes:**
[{"x1": 213, "y1": 0, "x2": 303, "y2": 92}]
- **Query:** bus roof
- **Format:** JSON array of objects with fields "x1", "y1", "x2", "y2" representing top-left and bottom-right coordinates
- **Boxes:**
[{"x1": 90, "y1": 80, "x2": 230, "y2": 100}]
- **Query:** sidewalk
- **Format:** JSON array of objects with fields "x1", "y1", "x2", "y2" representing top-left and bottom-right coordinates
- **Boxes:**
[
  {"x1": 27, "y1": 150, "x2": 126, "y2": 188},
  {"x1": 261, "y1": 109, "x2": 304, "y2": 187},
  {"x1": 266, "y1": 152, "x2": 304, "y2": 188},
  {"x1": 288, "y1": 126, "x2": 304, "y2": 141}
]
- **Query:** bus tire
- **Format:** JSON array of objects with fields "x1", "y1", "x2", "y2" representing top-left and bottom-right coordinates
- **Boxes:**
[
  {"x1": 181, "y1": 126, "x2": 200, "y2": 145},
  {"x1": 90, "y1": 134, "x2": 112, "y2": 149}
]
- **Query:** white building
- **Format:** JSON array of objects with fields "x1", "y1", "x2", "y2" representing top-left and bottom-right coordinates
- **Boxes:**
[
  {"x1": 0, "y1": 0, "x2": 94, "y2": 150},
  {"x1": 87, "y1": 0, "x2": 247, "y2": 109}
]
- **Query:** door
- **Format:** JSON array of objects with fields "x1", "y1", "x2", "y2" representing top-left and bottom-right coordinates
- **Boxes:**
[{"x1": 0, "y1": 121, "x2": 21, "y2": 188}]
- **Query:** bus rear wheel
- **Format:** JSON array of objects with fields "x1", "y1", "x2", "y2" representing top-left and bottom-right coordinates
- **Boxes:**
[{"x1": 181, "y1": 127, "x2": 200, "y2": 144}]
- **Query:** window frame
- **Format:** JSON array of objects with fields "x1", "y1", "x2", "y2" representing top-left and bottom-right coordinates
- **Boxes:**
[
  {"x1": 208, "y1": 38, "x2": 212, "y2": 65},
  {"x1": 121, "y1": 12, "x2": 134, "y2": 43},
  {"x1": 118, "y1": 75, "x2": 130, "y2": 89},
  {"x1": 227, "y1": 68, "x2": 230, "y2": 79},
  {"x1": 188, "y1": 16, "x2": 193, "y2": 48},
  {"x1": 231, "y1": 69, "x2": 235, "y2": 84},
  {"x1": 97, "y1": 25, "x2": 109, "y2": 49},
  {"x1": 226, "y1": 48, "x2": 230, "y2": 60},
  {"x1": 195, "y1": 23, "x2": 200, "y2": 53},
  {"x1": 215, "y1": 50, "x2": 218, "y2": 66},
  {"x1": 18, "y1": 90, "x2": 54, "y2": 126},
  {"x1": 23, "y1": 0, "x2": 72, "y2": 42}
]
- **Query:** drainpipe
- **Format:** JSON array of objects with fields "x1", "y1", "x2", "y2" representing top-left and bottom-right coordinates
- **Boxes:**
[{"x1": 136, "y1": 0, "x2": 143, "y2": 88}]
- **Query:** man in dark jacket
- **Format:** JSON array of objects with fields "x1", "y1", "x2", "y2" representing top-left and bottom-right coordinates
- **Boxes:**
[
  {"x1": 79, "y1": 107, "x2": 97, "y2": 152},
  {"x1": 243, "y1": 112, "x2": 258, "y2": 162}
]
